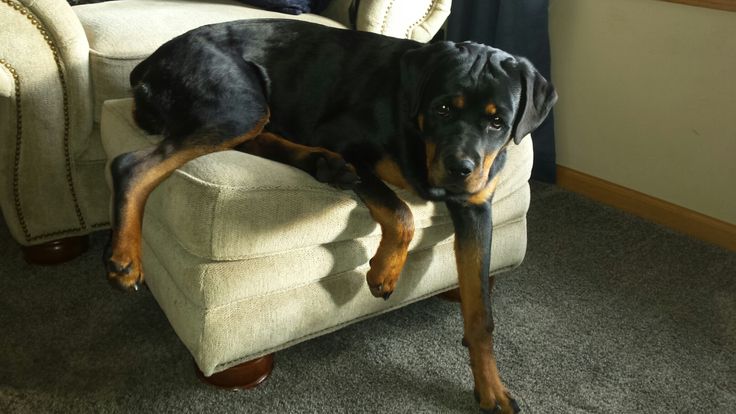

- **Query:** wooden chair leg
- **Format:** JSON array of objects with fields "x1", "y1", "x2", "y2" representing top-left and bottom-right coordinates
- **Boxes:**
[
  {"x1": 196, "y1": 354, "x2": 274, "y2": 390},
  {"x1": 21, "y1": 235, "x2": 89, "y2": 265}
]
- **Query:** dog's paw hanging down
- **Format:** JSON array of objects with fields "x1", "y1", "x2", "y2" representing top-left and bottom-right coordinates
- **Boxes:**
[{"x1": 104, "y1": 229, "x2": 143, "y2": 292}]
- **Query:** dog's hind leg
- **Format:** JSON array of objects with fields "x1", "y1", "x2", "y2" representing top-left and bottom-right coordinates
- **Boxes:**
[
  {"x1": 236, "y1": 132, "x2": 360, "y2": 189},
  {"x1": 106, "y1": 110, "x2": 269, "y2": 291}
]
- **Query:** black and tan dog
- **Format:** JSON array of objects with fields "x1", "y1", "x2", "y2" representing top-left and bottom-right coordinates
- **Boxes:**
[{"x1": 106, "y1": 19, "x2": 556, "y2": 414}]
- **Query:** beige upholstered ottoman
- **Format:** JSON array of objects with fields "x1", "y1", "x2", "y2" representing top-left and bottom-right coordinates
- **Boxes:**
[{"x1": 100, "y1": 98, "x2": 533, "y2": 383}]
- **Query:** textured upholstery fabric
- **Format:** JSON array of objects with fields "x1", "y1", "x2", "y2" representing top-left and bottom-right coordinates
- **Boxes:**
[
  {"x1": 0, "y1": 0, "x2": 450, "y2": 246},
  {"x1": 101, "y1": 98, "x2": 533, "y2": 375},
  {"x1": 355, "y1": 0, "x2": 451, "y2": 42},
  {"x1": 0, "y1": 0, "x2": 94, "y2": 244}
]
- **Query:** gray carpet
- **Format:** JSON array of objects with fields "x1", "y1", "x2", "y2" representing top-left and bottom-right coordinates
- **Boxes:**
[{"x1": 1, "y1": 182, "x2": 734, "y2": 413}]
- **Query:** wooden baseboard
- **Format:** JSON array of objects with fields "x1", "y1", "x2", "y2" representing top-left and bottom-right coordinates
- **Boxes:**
[{"x1": 556, "y1": 166, "x2": 736, "y2": 252}]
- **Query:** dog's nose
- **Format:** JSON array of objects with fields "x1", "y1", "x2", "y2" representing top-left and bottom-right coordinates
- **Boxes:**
[{"x1": 446, "y1": 158, "x2": 475, "y2": 178}]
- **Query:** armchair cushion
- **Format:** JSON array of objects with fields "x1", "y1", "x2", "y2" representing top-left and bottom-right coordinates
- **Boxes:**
[{"x1": 73, "y1": 0, "x2": 345, "y2": 122}]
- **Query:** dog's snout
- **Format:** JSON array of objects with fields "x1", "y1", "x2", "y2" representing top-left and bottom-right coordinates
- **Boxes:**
[{"x1": 446, "y1": 157, "x2": 475, "y2": 178}]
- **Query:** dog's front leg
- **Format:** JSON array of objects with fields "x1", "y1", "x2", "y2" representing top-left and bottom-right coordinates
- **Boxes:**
[
  {"x1": 352, "y1": 166, "x2": 414, "y2": 299},
  {"x1": 446, "y1": 200, "x2": 519, "y2": 414}
]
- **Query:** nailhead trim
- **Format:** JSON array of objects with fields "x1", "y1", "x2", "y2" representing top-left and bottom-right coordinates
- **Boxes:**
[
  {"x1": 0, "y1": 58, "x2": 31, "y2": 240},
  {"x1": 380, "y1": 0, "x2": 395, "y2": 35},
  {"x1": 405, "y1": 0, "x2": 437, "y2": 40},
  {"x1": 2, "y1": 0, "x2": 87, "y2": 242}
]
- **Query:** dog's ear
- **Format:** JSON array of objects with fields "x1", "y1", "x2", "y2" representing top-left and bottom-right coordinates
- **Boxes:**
[
  {"x1": 400, "y1": 42, "x2": 456, "y2": 121},
  {"x1": 507, "y1": 57, "x2": 557, "y2": 144}
]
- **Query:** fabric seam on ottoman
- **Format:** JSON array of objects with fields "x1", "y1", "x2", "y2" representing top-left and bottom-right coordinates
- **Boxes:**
[
  {"x1": 212, "y1": 262, "x2": 519, "y2": 373},
  {"x1": 144, "y1": 213, "x2": 525, "y2": 309}
]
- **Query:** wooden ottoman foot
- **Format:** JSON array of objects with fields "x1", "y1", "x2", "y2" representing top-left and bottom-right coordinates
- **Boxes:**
[
  {"x1": 196, "y1": 354, "x2": 274, "y2": 390},
  {"x1": 22, "y1": 235, "x2": 89, "y2": 265}
]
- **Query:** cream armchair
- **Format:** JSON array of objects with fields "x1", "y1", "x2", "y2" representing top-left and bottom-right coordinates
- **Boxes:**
[{"x1": 0, "y1": 0, "x2": 451, "y2": 262}]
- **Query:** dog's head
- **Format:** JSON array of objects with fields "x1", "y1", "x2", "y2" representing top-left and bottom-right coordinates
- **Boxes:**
[{"x1": 401, "y1": 41, "x2": 557, "y2": 197}]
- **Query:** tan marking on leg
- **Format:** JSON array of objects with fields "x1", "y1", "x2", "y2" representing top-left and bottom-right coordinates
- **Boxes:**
[
  {"x1": 108, "y1": 113, "x2": 269, "y2": 289},
  {"x1": 243, "y1": 132, "x2": 325, "y2": 164},
  {"x1": 417, "y1": 114, "x2": 425, "y2": 132},
  {"x1": 240, "y1": 131, "x2": 357, "y2": 187},
  {"x1": 109, "y1": 147, "x2": 215, "y2": 289},
  {"x1": 216, "y1": 112, "x2": 270, "y2": 149},
  {"x1": 455, "y1": 240, "x2": 512, "y2": 412},
  {"x1": 363, "y1": 198, "x2": 414, "y2": 298}
]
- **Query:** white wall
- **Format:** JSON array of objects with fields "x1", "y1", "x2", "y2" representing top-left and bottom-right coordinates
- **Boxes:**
[{"x1": 549, "y1": 0, "x2": 736, "y2": 224}]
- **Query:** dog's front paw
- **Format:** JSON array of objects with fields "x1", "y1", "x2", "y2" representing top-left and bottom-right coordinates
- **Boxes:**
[
  {"x1": 314, "y1": 154, "x2": 360, "y2": 190},
  {"x1": 478, "y1": 401, "x2": 519, "y2": 414},
  {"x1": 475, "y1": 390, "x2": 520, "y2": 414},
  {"x1": 366, "y1": 253, "x2": 404, "y2": 300}
]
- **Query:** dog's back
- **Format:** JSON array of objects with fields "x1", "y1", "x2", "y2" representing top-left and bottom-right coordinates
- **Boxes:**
[{"x1": 129, "y1": 19, "x2": 419, "y2": 144}]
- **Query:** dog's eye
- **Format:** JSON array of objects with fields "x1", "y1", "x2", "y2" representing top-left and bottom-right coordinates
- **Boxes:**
[
  {"x1": 489, "y1": 115, "x2": 504, "y2": 130},
  {"x1": 435, "y1": 104, "x2": 451, "y2": 118}
]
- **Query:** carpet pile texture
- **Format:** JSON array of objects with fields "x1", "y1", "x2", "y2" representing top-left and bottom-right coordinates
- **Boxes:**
[{"x1": 1, "y1": 182, "x2": 734, "y2": 413}]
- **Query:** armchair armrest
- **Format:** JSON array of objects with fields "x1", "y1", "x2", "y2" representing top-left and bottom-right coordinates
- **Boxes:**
[
  {"x1": 322, "y1": 0, "x2": 451, "y2": 42},
  {"x1": 0, "y1": 0, "x2": 94, "y2": 244}
]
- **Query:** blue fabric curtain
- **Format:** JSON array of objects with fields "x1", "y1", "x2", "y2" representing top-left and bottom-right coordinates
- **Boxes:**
[{"x1": 446, "y1": 0, "x2": 556, "y2": 183}]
